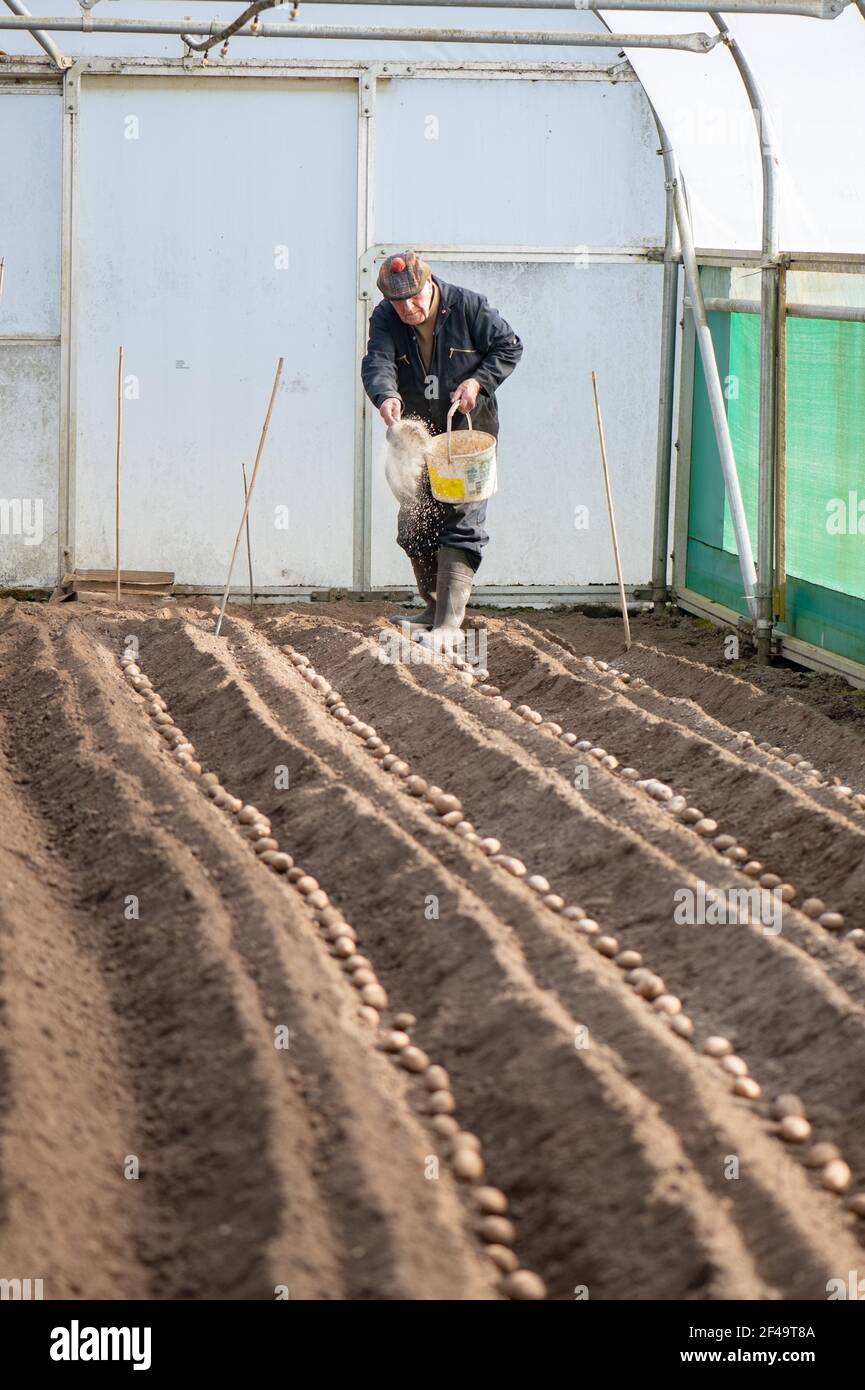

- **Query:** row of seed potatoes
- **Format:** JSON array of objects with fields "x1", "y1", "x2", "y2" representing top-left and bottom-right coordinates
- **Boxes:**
[{"x1": 575, "y1": 658, "x2": 859, "y2": 946}]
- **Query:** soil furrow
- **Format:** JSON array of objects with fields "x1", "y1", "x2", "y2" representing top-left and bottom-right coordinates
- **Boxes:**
[
  {"x1": 498, "y1": 619, "x2": 865, "y2": 911},
  {"x1": 528, "y1": 615, "x2": 865, "y2": 791},
  {"x1": 0, "y1": 721, "x2": 147, "y2": 1299}
]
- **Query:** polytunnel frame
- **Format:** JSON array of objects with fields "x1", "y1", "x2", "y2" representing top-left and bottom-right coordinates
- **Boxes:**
[{"x1": 1, "y1": 3, "x2": 863, "y2": 680}]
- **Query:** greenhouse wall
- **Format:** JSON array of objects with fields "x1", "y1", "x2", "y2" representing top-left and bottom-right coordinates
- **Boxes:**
[{"x1": 0, "y1": 8, "x2": 667, "y2": 597}]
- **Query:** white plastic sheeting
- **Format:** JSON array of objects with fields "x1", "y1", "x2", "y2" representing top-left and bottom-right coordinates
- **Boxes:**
[
  {"x1": 0, "y1": 90, "x2": 61, "y2": 588},
  {"x1": 76, "y1": 78, "x2": 359, "y2": 586},
  {"x1": 602, "y1": 6, "x2": 865, "y2": 252}
]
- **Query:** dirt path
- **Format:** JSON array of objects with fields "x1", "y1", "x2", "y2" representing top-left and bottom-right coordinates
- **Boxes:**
[{"x1": 1, "y1": 594, "x2": 863, "y2": 1299}]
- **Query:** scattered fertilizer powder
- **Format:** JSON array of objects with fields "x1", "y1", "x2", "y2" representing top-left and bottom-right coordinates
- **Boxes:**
[{"x1": 385, "y1": 418, "x2": 432, "y2": 505}]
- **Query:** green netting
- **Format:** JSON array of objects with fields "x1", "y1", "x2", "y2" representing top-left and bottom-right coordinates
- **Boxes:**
[
  {"x1": 721, "y1": 315, "x2": 759, "y2": 560},
  {"x1": 785, "y1": 318, "x2": 865, "y2": 598},
  {"x1": 685, "y1": 297, "x2": 865, "y2": 667}
]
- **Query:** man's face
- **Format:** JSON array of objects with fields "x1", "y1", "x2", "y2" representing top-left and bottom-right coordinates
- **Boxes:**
[{"x1": 390, "y1": 281, "x2": 433, "y2": 326}]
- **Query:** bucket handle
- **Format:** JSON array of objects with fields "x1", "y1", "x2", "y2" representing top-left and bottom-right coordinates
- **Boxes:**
[{"x1": 446, "y1": 398, "x2": 472, "y2": 465}]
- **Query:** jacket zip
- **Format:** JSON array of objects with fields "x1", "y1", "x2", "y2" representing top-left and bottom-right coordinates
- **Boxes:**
[
  {"x1": 424, "y1": 296, "x2": 449, "y2": 383},
  {"x1": 409, "y1": 335, "x2": 426, "y2": 382}
]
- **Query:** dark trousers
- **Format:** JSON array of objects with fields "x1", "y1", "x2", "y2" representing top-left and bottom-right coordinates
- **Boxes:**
[{"x1": 396, "y1": 469, "x2": 488, "y2": 574}]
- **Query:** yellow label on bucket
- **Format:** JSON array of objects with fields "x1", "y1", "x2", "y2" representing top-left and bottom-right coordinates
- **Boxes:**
[{"x1": 427, "y1": 466, "x2": 466, "y2": 502}]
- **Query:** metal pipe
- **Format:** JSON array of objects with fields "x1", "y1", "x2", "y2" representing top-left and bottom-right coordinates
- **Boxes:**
[
  {"x1": 786, "y1": 302, "x2": 865, "y2": 321},
  {"x1": 650, "y1": 123, "x2": 680, "y2": 607},
  {"x1": 354, "y1": 69, "x2": 376, "y2": 592},
  {"x1": 678, "y1": 248, "x2": 865, "y2": 271},
  {"x1": 774, "y1": 264, "x2": 787, "y2": 622},
  {"x1": 711, "y1": 12, "x2": 780, "y2": 661},
  {"x1": 117, "y1": 0, "x2": 847, "y2": 15},
  {"x1": 57, "y1": 60, "x2": 81, "y2": 585},
  {"x1": 2, "y1": 0, "x2": 69, "y2": 67},
  {"x1": 688, "y1": 296, "x2": 865, "y2": 322},
  {"x1": 656, "y1": 118, "x2": 758, "y2": 619},
  {"x1": 711, "y1": 17, "x2": 778, "y2": 258},
  {"x1": 686, "y1": 295, "x2": 760, "y2": 314},
  {"x1": 0, "y1": 15, "x2": 719, "y2": 48}
]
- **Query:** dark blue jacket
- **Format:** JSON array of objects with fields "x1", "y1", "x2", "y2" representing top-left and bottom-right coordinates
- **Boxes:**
[{"x1": 361, "y1": 276, "x2": 523, "y2": 439}]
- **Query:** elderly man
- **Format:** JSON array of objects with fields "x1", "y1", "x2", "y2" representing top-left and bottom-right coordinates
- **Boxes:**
[{"x1": 361, "y1": 251, "x2": 523, "y2": 640}]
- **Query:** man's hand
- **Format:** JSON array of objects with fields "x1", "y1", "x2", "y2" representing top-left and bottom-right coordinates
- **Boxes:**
[
  {"x1": 452, "y1": 378, "x2": 481, "y2": 414},
  {"x1": 379, "y1": 398, "x2": 402, "y2": 426}
]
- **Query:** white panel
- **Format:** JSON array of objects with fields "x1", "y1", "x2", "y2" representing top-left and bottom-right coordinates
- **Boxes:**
[
  {"x1": 375, "y1": 77, "x2": 662, "y2": 249},
  {"x1": 370, "y1": 259, "x2": 663, "y2": 587},
  {"x1": 0, "y1": 345, "x2": 60, "y2": 588},
  {"x1": 0, "y1": 91, "x2": 61, "y2": 335},
  {"x1": 76, "y1": 77, "x2": 357, "y2": 586},
  {"x1": 601, "y1": 8, "x2": 865, "y2": 254}
]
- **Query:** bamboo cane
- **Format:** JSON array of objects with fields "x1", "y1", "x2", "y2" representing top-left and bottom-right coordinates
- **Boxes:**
[
  {"x1": 591, "y1": 370, "x2": 631, "y2": 651},
  {"x1": 115, "y1": 345, "x2": 124, "y2": 604},
  {"x1": 241, "y1": 460, "x2": 255, "y2": 608},
  {"x1": 215, "y1": 357, "x2": 283, "y2": 637}
]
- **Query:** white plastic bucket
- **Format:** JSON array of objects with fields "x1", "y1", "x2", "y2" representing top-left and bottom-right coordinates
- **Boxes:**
[{"x1": 426, "y1": 400, "x2": 497, "y2": 504}]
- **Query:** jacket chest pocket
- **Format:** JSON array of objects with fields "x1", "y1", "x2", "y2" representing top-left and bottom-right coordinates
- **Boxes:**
[{"x1": 447, "y1": 344, "x2": 482, "y2": 386}]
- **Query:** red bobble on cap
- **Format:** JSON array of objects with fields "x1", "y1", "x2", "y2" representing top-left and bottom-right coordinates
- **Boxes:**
[{"x1": 390, "y1": 256, "x2": 406, "y2": 272}]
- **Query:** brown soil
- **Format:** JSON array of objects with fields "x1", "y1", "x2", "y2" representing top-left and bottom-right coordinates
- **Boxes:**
[
  {"x1": 524, "y1": 605, "x2": 865, "y2": 747},
  {"x1": 1, "y1": 592, "x2": 864, "y2": 1300}
]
